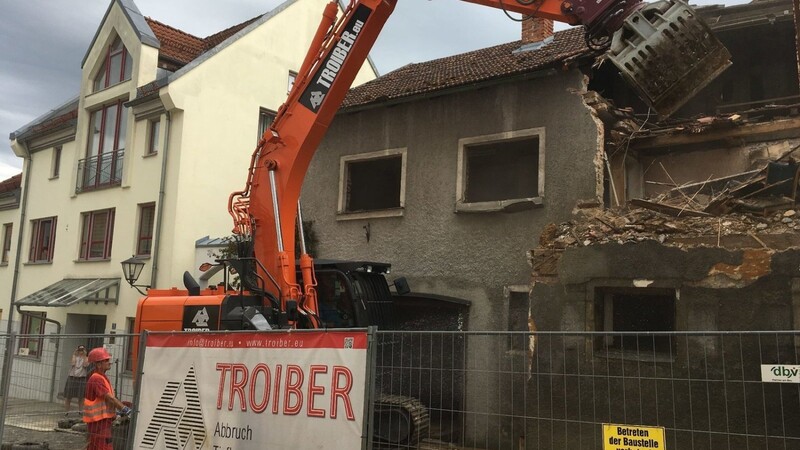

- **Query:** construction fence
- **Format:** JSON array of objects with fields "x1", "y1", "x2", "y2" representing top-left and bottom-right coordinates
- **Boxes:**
[{"x1": 0, "y1": 330, "x2": 797, "y2": 450}]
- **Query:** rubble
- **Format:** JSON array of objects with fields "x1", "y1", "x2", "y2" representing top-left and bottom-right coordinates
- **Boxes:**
[{"x1": 540, "y1": 205, "x2": 798, "y2": 251}]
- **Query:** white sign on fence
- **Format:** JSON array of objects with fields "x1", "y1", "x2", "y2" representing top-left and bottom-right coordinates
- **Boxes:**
[
  {"x1": 133, "y1": 330, "x2": 368, "y2": 450},
  {"x1": 761, "y1": 364, "x2": 800, "y2": 383}
]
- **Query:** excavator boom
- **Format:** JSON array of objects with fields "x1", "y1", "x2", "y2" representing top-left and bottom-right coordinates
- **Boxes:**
[{"x1": 228, "y1": 0, "x2": 730, "y2": 323}]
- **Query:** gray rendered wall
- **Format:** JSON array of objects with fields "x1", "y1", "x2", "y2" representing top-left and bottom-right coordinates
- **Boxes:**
[
  {"x1": 304, "y1": 70, "x2": 601, "y2": 331},
  {"x1": 303, "y1": 71, "x2": 601, "y2": 446}
]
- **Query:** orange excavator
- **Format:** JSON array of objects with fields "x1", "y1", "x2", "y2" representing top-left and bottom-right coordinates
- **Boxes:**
[{"x1": 135, "y1": 0, "x2": 729, "y2": 444}]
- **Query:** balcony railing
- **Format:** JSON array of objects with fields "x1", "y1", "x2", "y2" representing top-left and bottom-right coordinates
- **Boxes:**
[{"x1": 76, "y1": 150, "x2": 124, "y2": 193}]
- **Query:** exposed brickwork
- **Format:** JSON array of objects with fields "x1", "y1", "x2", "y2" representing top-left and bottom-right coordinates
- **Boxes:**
[{"x1": 522, "y1": 17, "x2": 554, "y2": 44}]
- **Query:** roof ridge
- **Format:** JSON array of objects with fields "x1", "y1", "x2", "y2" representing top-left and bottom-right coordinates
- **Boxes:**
[
  {"x1": 203, "y1": 14, "x2": 263, "y2": 43},
  {"x1": 144, "y1": 16, "x2": 203, "y2": 41}
]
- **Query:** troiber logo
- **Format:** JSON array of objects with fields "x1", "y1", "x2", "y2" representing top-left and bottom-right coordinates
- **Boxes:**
[
  {"x1": 192, "y1": 308, "x2": 210, "y2": 327},
  {"x1": 139, "y1": 366, "x2": 206, "y2": 449}
]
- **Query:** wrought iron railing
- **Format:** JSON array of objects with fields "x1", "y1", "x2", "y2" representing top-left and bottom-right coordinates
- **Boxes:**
[{"x1": 76, "y1": 150, "x2": 123, "y2": 193}]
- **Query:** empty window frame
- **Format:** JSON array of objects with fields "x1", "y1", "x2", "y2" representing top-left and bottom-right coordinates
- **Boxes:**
[
  {"x1": 79, "y1": 209, "x2": 115, "y2": 260},
  {"x1": 594, "y1": 287, "x2": 676, "y2": 354},
  {"x1": 2, "y1": 223, "x2": 11, "y2": 264},
  {"x1": 457, "y1": 128, "x2": 545, "y2": 207},
  {"x1": 52, "y1": 146, "x2": 62, "y2": 178},
  {"x1": 257, "y1": 108, "x2": 276, "y2": 142},
  {"x1": 19, "y1": 311, "x2": 46, "y2": 358},
  {"x1": 137, "y1": 203, "x2": 155, "y2": 256},
  {"x1": 146, "y1": 119, "x2": 160, "y2": 155},
  {"x1": 338, "y1": 149, "x2": 406, "y2": 215},
  {"x1": 93, "y1": 36, "x2": 133, "y2": 91},
  {"x1": 29, "y1": 217, "x2": 57, "y2": 263}
]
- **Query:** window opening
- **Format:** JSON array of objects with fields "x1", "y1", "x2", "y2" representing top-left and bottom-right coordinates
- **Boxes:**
[
  {"x1": 345, "y1": 156, "x2": 402, "y2": 212},
  {"x1": 594, "y1": 287, "x2": 676, "y2": 354},
  {"x1": 146, "y1": 120, "x2": 160, "y2": 155},
  {"x1": 19, "y1": 312, "x2": 46, "y2": 357},
  {"x1": 258, "y1": 108, "x2": 276, "y2": 142},
  {"x1": 2, "y1": 223, "x2": 12, "y2": 263},
  {"x1": 464, "y1": 137, "x2": 539, "y2": 203},
  {"x1": 79, "y1": 209, "x2": 115, "y2": 260},
  {"x1": 93, "y1": 36, "x2": 133, "y2": 91},
  {"x1": 137, "y1": 203, "x2": 155, "y2": 256},
  {"x1": 29, "y1": 217, "x2": 57, "y2": 263}
]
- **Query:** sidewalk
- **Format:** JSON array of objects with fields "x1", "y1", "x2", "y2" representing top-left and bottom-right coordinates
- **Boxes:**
[{"x1": 3, "y1": 398, "x2": 68, "y2": 432}]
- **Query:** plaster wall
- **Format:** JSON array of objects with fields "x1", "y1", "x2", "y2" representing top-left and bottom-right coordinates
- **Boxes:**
[
  {"x1": 159, "y1": 0, "x2": 378, "y2": 285},
  {"x1": 0, "y1": 188, "x2": 21, "y2": 316},
  {"x1": 304, "y1": 70, "x2": 601, "y2": 331}
]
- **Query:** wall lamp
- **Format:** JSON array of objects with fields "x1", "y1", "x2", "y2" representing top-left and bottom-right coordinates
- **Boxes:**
[{"x1": 121, "y1": 255, "x2": 150, "y2": 296}]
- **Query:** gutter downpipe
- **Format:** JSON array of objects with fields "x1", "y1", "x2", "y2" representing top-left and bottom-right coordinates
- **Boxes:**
[
  {"x1": 150, "y1": 111, "x2": 171, "y2": 289},
  {"x1": 0, "y1": 140, "x2": 32, "y2": 439},
  {"x1": 16, "y1": 306, "x2": 62, "y2": 403}
]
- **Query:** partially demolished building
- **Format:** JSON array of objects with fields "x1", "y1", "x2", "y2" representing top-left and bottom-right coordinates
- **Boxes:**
[{"x1": 532, "y1": 0, "x2": 800, "y2": 335}]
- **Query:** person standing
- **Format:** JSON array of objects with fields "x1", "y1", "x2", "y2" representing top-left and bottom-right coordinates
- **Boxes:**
[
  {"x1": 83, "y1": 347, "x2": 131, "y2": 450},
  {"x1": 64, "y1": 345, "x2": 88, "y2": 412}
]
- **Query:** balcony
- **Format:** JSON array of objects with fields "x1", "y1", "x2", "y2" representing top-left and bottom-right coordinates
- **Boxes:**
[{"x1": 76, "y1": 150, "x2": 123, "y2": 193}]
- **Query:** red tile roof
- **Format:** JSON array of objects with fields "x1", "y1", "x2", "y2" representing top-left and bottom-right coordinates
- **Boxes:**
[
  {"x1": 0, "y1": 174, "x2": 22, "y2": 194},
  {"x1": 145, "y1": 18, "x2": 205, "y2": 68},
  {"x1": 144, "y1": 15, "x2": 262, "y2": 71},
  {"x1": 342, "y1": 27, "x2": 591, "y2": 109}
]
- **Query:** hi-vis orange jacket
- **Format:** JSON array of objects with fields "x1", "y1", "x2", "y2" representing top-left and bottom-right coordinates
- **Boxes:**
[{"x1": 82, "y1": 373, "x2": 116, "y2": 423}]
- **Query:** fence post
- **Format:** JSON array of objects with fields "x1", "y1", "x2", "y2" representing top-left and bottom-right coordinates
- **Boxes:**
[
  {"x1": 0, "y1": 332, "x2": 17, "y2": 443},
  {"x1": 126, "y1": 329, "x2": 149, "y2": 450},
  {"x1": 48, "y1": 333, "x2": 61, "y2": 403},
  {"x1": 362, "y1": 326, "x2": 377, "y2": 450}
]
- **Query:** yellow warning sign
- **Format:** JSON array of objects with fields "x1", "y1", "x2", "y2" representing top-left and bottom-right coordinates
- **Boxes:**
[{"x1": 603, "y1": 423, "x2": 666, "y2": 449}]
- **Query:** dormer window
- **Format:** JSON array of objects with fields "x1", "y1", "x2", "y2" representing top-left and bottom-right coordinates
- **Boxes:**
[{"x1": 93, "y1": 36, "x2": 132, "y2": 91}]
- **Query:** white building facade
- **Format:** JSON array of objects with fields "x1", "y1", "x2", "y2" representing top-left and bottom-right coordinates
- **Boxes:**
[{"x1": 5, "y1": 0, "x2": 377, "y2": 377}]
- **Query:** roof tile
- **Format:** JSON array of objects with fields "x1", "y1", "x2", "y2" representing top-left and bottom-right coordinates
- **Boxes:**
[{"x1": 342, "y1": 27, "x2": 590, "y2": 109}]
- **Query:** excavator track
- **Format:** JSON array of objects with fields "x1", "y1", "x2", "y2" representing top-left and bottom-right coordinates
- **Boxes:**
[{"x1": 373, "y1": 394, "x2": 430, "y2": 447}]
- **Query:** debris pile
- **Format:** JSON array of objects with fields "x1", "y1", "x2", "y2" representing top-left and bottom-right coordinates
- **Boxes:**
[{"x1": 539, "y1": 206, "x2": 799, "y2": 250}]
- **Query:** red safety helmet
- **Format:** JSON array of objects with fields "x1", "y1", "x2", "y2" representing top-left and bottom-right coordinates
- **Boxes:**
[{"x1": 88, "y1": 347, "x2": 112, "y2": 363}]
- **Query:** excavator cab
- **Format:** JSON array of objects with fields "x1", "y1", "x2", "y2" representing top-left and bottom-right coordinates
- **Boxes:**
[{"x1": 301, "y1": 260, "x2": 406, "y2": 329}]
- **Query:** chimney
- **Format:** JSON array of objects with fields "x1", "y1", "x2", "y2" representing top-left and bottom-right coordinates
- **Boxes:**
[{"x1": 522, "y1": 17, "x2": 554, "y2": 44}]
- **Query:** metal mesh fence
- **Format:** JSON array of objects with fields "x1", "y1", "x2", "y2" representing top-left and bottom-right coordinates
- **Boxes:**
[
  {"x1": 370, "y1": 331, "x2": 800, "y2": 450},
  {"x1": 0, "y1": 331, "x2": 797, "y2": 450},
  {"x1": 0, "y1": 333, "x2": 137, "y2": 450}
]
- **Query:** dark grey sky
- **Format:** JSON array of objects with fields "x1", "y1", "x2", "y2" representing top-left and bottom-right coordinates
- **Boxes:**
[{"x1": 0, "y1": 0, "x2": 747, "y2": 180}]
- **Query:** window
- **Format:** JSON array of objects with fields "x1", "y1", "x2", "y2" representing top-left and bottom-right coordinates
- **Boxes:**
[
  {"x1": 457, "y1": 128, "x2": 545, "y2": 212},
  {"x1": 257, "y1": 108, "x2": 276, "y2": 142},
  {"x1": 288, "y1": 70, "x2": 298, "y2": 94},
  {"x1": 594, "y1": 287, "x2": 676, "y2": 355},
  {"x1": 2, "y1": 223, "x2": 11, "y2": 264},
  {"x1": 146, "y1": 119, "x2": 160, "y2": 155},
  {"x1": 52, "y1": 146, "x2": 62, "y2": 178},
  {"x1": 81, "y1": 100, "x2": 127, "y2": 191},
  {"x1": 29, "y1": 217, "x2": 57, "y2": 263},
  {"x1": 124, "y1": 317, "x2": 135, "y2": 372},
  {"x1": 19, "y1": 312, "x2": 46, "y2": 358},
  {"x1": 338, "y1": 149, "x2": 406, "y2": 217},
  {"x1": 137, "y1": 203, "x2": 155, "y2": 256},
  {"x1": 93, "y1": 36, "x2": 133, "y2": 91},
  {"x1": 79, "y1": 209, "x2": 115, "y2": 260}
]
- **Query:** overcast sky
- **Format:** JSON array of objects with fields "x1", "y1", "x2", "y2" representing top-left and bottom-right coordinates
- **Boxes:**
[{"x1": 0, "y1": 0, "x2": 750, "y2": 180}]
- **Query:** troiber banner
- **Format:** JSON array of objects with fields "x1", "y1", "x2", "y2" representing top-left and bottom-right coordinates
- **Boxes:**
[{"x1": 133, "y1": 330, "x2": 369, "y2": 450}]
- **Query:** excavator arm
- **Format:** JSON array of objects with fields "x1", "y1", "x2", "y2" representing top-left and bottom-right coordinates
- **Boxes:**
[{"x1": 228, "y1": 0, "x2": 730, "y2": 326}]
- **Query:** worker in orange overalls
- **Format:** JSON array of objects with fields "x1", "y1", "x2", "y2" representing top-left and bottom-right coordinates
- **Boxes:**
[{"x1": 83, "y1": 347, "x2": 131, "y2": 450}]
